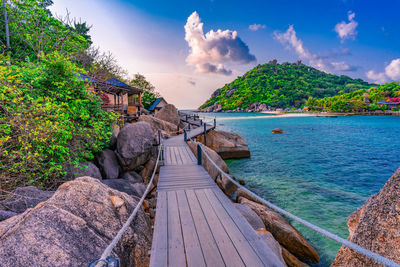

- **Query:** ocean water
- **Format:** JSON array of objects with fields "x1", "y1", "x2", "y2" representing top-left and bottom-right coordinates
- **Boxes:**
[{"x1": 193, "y1": 112, "x2": 400, "y2": 266}]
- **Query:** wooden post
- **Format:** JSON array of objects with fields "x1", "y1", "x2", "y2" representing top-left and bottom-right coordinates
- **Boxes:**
[
  {"x1": 158, "y1": 129, "x2": 161, "y2": 145},
  {"x1": 184, "y1": 129, "x2": 187, "y2": 142},
  {"x1": 186, "y1": 115, "x2": 188, "y2": 122},
  {"x1": 197, "y1": 144, "x2": 202, "y2": 165},
  {"x1": 188, "y1": 123, "x2": 191, "y2": 131},
  {"x1": 200, "y1": 120, "x2": 203, "y2": 126},
  {"x1": 203, "y1": 123, "x2": 207, "y2": 146},
  {"x1": 214, "y1": 117, "x2": 216, "y2": 128}
]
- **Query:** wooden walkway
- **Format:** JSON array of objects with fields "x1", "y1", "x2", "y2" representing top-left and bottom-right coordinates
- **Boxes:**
[{"x1": 150, "y1": 125, "x2": 284, "y2": 267}]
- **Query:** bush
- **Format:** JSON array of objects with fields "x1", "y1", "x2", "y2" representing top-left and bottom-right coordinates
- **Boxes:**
[{"x1": 0, "y1": 53, "x2": 117, "y2": 190}]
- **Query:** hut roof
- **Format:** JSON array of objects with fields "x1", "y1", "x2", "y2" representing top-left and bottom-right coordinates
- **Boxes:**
[{"x1": 149, "y1": 97, "x2": 166, "y2": 111}]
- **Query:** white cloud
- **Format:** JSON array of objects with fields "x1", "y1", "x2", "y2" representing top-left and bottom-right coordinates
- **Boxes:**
[
  {"x1": 366, "y1": 58, "x2": 400, "y2": 83},
  {"x1": 334, "y1": 11, "x2": 358, "y2": 42},
  {"x1": 274, "y1": 25, "x2": 356, "y2": 73},
  {"x1": 249, "y1": 24, "x2": 266, "y2": 31},
  {"x1": 184, "y1": 11, "x2": 256, "y2": 75},
  {"x1": 385, "y1": 58, "x2": 400, "y2": 80}
]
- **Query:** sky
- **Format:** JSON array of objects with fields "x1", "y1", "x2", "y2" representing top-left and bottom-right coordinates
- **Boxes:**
[{"x1": 50, "y1": 0, "x2": 400, "y2": 109}]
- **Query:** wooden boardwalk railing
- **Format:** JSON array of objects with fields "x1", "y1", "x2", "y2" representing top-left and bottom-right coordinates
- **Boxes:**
[{"x1": 149, "y1": 122, "x2": 284, "y2": 267}]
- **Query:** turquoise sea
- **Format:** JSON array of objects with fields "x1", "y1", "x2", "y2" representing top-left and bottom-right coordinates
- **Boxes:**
[{"x1": 192, "y1": 112, "x2": 400, "y2": 266}]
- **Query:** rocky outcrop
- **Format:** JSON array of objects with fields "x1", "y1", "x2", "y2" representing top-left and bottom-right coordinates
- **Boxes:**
[
  {"x1": 257, "y1": 228, "x2": 286, "y2": 264},
  {"x1": 201, "y1": 102, "x2": 222, "y2": 112},
  {"x1": 64, "y1": 162, "x2": 102, "y2": 180},
  {"x1": 140, "y1": 158, "x2": 157, "y2": 184},
  {"x1": 121, "y1": 171, "x2": 143, "y2": 183},
  {"x1": 332, "y1": 166, "x2": 400, "y2": 266},
  {"x1": 197, "y1": 130, "x2": 250, "y2": 159},
  {"x1": 154, "y1": 104, "x2": 180, "y2": 126},
  {"x1": 0, "y1": 177, "x2": 152, "y2": 267},
  {"x1": 117, "y1": 122, "x2": 156, "y2": 171},
  {"x1": 281, "y1": 247, "x2": 309, "y2": 267},
  {"x1": 238, "y1": 197, "x2": 320, "y2": 264},
  {"x1": 95, "y1": 149, "x2": 121, "y2": 179},
  {"x1": 139, "y1": 114, "x2": 178, "y2": 134},
  {"x1": 2, "y1": 186, "x2": 54, "y2": 213}
]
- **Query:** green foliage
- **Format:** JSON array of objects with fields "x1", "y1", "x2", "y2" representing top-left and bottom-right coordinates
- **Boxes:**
[
  {"x1": 1, "y1": 0, "x2": 90, "y2": 62},
  {"x1": 307, "y1": 82, "x2": 400, "y2": 112},
  {"x1": 0, "y1": 53, "x2": 117, "y2": 189},
  {"x1": 129, "y1": 73, "x2": 160, "y2": 109},
  {"x1": 200, "y1": 62, "x2": 375, "y2": 110}
]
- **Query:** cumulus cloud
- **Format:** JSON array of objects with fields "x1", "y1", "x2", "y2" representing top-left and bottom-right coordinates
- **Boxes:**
[
  {"x1": 274, "y1": 25, "x2": 357, "y2": 73},
  {"x1": 334, "y1": 11, "x2": 358, "y2": 42},
  {"x1": 249, "y1": 24, "x2": 266, "y2": 31},
  {"x1": 184, "y1": 11, "x2": 256, "y2": 75},
  {"x1": 366, "y1": 58, "x2": 400, "y2": 83}
]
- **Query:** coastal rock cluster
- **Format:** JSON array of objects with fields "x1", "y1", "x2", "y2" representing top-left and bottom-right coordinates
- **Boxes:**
[
  {"x1": 0, "y1": 105, "x2": 184, "y2": 266},
  {"x1": 200, "y1": 101, "x2": 269, "y2": 113}
]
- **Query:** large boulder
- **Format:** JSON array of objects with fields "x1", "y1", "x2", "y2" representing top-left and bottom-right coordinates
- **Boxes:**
[
  {"x1": 0, "y1": 177, "x2": 151, "y2": 267},
  {"x1": 256, "y1": 228, "x2": 286, "y2": 265},
  {"x1": 332, "y1": 167, "x2": 400, "y2": 266},
  {"x1": 140, "y1": 158, "x2": 157, "y2": 184},
  {"x1": 121, "y1": 171, "x2": 143, "y2": 183},
  {"x1": 64, "y1": 162, "x2": 102, "y2": 180},
  {"x1": 2, "y1": 186, "x2": 54, "y2": 213},
  {"x1": 95, "y1": 149, "x2": 121, "y2": 179},
  {"x1": 281, "y1": 247, "x2": 309, "y2": 267},
  {"x1": 0, "y1": 210, "x2": 18, "y2": 221},
  {"x1": 197, "y1": 130, "x2": 250, "y2": 159},
  {"x1": 101, "y1": 179, "x2": 147, "y2": 198},
  {"x1": 154, "y1": 104, "x2": 180, "y2": 126},
  {"x1": 239, "y1": 197, "x2": 320, "y2": 264},
  {"x1": 234, "y1": 203, "x2": 265, "y2": 230},
  {"x1": 139, "y1": 115, "x2": 178, "y2": 134},
  {"x1": 117, "y1": 122, "x2": 156, "y2": 171}
]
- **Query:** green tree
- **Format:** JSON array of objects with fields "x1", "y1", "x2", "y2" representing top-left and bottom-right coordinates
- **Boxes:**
[{"x1": 129, "y1": 73, "x2": 160, "y2": 109}]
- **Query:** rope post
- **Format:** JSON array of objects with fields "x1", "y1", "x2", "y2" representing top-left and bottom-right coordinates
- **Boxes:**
[
  {"x1": 200, "y1": 120, "x2": 203, "y2": 126},
  {"x1": 184, "y1": 129, "x2": 187, "y2": 142},
  {"x1": 197, "y1": 144, "x2": 202, "y2": 165},
  {"x1": 186, "y1": 115, "x2": 188, "y2": 122},
  {"x1": 203, "y1": 123, "x2": 207, "y2": 146},
  {"x1": 158, "y1": 129, "x2": 161, "y2": 145},
  {"x1": 214, "y1": 117, "x2": 216, "y2": 128},
  {"x1": 188, "y1": 123, "x2": 191, "y2": 131}
]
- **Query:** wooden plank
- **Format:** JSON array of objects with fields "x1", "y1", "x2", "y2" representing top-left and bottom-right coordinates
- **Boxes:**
[
  {"x1": 175, "y1": 147, "x2": 184, "y2": 165},
  {"x1": 176, "y1": 190, "x2": 206, "y2": 267},
  {"x1": 186, "y1": 190, "x2": 225, "y2": 267},
  {"x1": 195, "y1": 189, "x2": 245, "y2": 267},
  {"x1": 213, "y1": 188, "x2": 285, "y2": 266},
  {"x1": 204, "y1": 189, "x2": 265, "y2": 267},
  {"x1": 169, "y1": 147, "x2": 177, "y2": 165},
  {"x1": 149, "y1": 191, "x2": 168, "y2": 267},
  {"x1": 167, "y1": 191, "x2": 186, "y2": 266}
]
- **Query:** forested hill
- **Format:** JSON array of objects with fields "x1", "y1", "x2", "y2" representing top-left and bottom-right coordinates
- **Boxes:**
[{"x1": 200, "y1": 61, "x2": 376, "y2": 111}]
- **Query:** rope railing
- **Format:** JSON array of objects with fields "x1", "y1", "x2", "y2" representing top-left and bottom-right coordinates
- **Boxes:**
[
  {"x1": 89, "y1": 144, "x2": 163, "y2": 267},
  {"x1": 189, "y1": 137, "x2": 400, "y2": 267}
]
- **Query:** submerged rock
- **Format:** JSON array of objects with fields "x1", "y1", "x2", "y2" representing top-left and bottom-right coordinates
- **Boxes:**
[
  {"x1": 117, "y1": 122, "x2": 156, "y2": 171},
  {"x1": 2, "y1": 186, "x2": 54, "y2": 213},
  {"x1": 332, "y1": 166, "x2": 400, "y2": 266},
  {"x1": 0, "y1": 177, "x2": 151, "y2": 267},
  {"x1": 272, "y1": 128, "x2": 285, "y2": 134},
  {"x1": 154, "y1": 104, "x2": 180, "y2": 126},
  {"x1": 239, "y1": 197, "x2": 320, "y2": 263},
  {"x1": 197, "y1": 130, "x2": 250, "y2": 159}
]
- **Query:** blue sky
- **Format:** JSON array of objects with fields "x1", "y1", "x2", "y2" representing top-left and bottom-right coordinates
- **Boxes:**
[{"x1": 51, "y1": 0, "x2": 400, "y2": 108}]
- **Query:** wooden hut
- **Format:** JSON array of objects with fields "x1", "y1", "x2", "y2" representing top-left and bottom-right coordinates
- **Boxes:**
[{"x1": 79, "y1": 74, "x2": 143, "y2": 118}]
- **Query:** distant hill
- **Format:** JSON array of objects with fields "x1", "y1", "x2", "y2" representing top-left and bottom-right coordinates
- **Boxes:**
[{"x1": 200, "y1": 61, "x2": 376, "y2": 111}]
